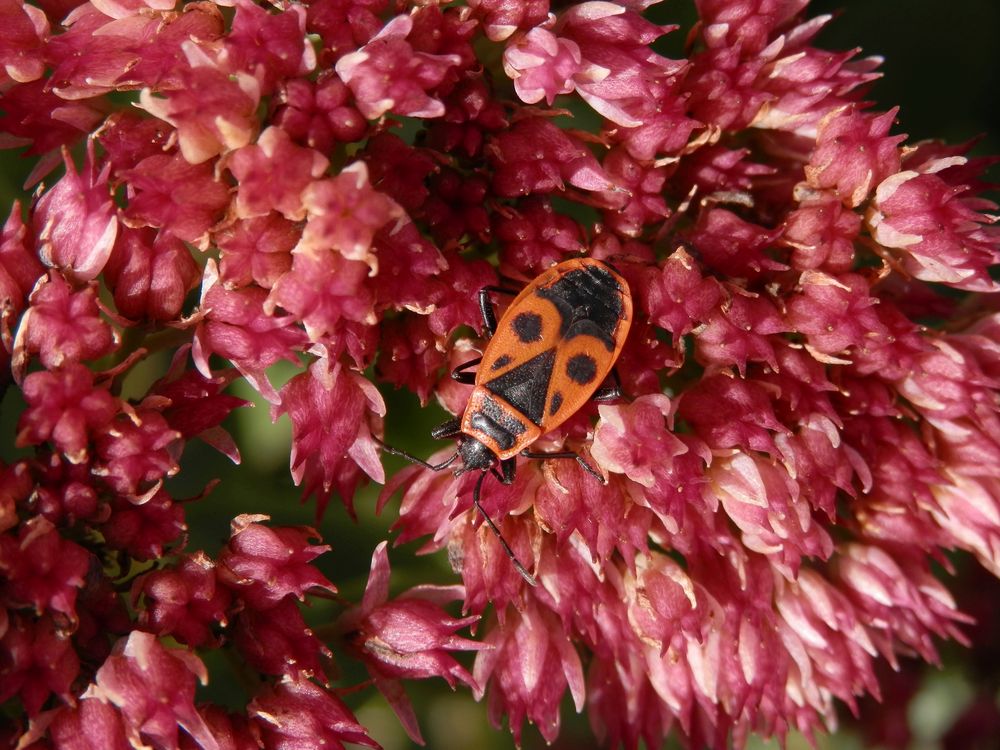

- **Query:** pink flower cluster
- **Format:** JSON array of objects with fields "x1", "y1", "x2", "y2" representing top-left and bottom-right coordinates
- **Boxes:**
[{"x1": 0, "y1": 0, "x2": 998, "y2": 747}]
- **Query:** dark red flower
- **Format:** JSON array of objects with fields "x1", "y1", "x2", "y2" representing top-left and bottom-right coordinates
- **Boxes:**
[
  {"x1": 249, "y1": 677, "x2": 381, "y2": 750},
  {"x1": 178, "y1": 706, "x2": 259, "y2": 750},
  {"x1": 273, "y1": 358, "x2": 385, "y2": 516},
  {"x1": 17, "y1": 363, "x2": 118, "y2": 463},
  {"x1": 0, "y1": 80, "x2": 100, "y2": 162},
  {"x1": 645, "y1": 247, "x2": 723, "y2": 340},
  {"x1": 133, "y1": 552, "x2": 232, "y2": 648},
  {"x1": 93, "y1": 409, "x2": 181, "y2": 497},
  {"x1": 490, "y1": 117, "x2": 615, "y2": 196},
  {"x1": 273, "y1": 74, "x2": 368, "y2": 152},
  {"x1": 222, "y1": 0, "x2": 315, "y2": 95},
  {"x1": 150, "y1": 364, "x2": 248, "y2": 462},
  {"x1": 468, "y1": 0, "x2": 548, "y2": 42},
  {"x1": 786, "y1": 271, "x2": 887, "y2": 357},
  {"x1": 0, "y1": 615, "x2": 79, "y2": 715},
  {"x1": 104, "y1": 226, "x2": 200, "y2": 321},
  {"x1": 0, "y1": 517, "x2": 90, "y2": 618},
  {"x1": 495, "y1": 197, "x2": 584, "y2": 279},
  {"x1": 215, "y1": 214, "x2": 298, "y2": 290},
  {"x1": 14, "y1": 273, "x2": 117, "y2": 375},
  {"x1": 304, "y1": 0, "x2": 386, "y2": 62},
  {"x1": 227, "y1": 126, "x2": 329, "y2": 222},
  {"x1": 90, "y1": 631, "x2": 218, "y2": 750},
  {"x1": 122, "y1": 153, "x2": 231, "y2": 246},
  {"x1": 868, "y1": 156, "x2": 1000, "y2": 291},
  {"x1": 231, "y1": 597, "x2": 330, "y2": 678},
  {"x1": 138, "y1": 52, "x2": 260, "y2": 165},
  {"x1": 0, "y1": 202, "x2": 45, "y2": 313},
  {"x1": 193, "y1": 267, "x2": 308, "y2": 404},
  {"x1": 684, "y1": 207, "x2": 785, "y2": 278},
  {"x1": 0, "y1": 0, "x2": 48, "y2": 86},
  {"x1": 694, "y1": 292, "x2": 787, "y2": 375},
  {"x1": 363, "y1": 132, "x2": 436, "y2": 213},
  {"x1": 32, "y1": 145, "x2": 116, "y2": 283},
  {"x1": 100, "y1": 489, "x2": 186, "y2": 560},
  {"x1": 45, "y1": 698, "x2": 131, "y2": 750},
  {"x1": 473, "y1": 603, "x2": 585, "y2": 745},
  {"x1": 218, "y1": 515, "x2": 336, "y2": 610},
  {"x1": 296, "y1": 162, "x2": 405, "y2": 269},
  {"x1": 338, "y1": 543, "x2": 482, "y2": 741},
  {"x1": 376, "y1": 314, "x2": 447, "y2": 406}
]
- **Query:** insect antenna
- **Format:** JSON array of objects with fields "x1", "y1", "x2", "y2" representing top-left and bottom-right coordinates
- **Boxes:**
[
  {"x1": 471, "y1": 470, "x2": 538, "y2": 588},
  {"x1": 375, "y1": 437, "x2": 460, "y2": 472}
]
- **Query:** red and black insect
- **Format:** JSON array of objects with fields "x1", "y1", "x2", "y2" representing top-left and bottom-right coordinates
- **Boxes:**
[{"x1": 382, "y1": 257, "x2": 633, "y2": 585}]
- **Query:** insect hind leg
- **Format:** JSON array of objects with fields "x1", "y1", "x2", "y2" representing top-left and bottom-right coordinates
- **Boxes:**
[
  {"x1": 520, "y1": 449, "x2": 607, "y2": 484},
  {"x1": 591, "y1": 368, "x2": 625, "y2": 402}
]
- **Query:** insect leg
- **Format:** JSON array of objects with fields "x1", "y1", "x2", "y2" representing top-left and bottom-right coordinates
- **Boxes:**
[
  {"x1": 451, "y1": 357, "x2": 481, "y2": 385},
  {"x1": 471, "y1": 471, "x2": 537, "y2": 587},
  {"x1": 478, "y1": 286, "x2": 518, "y2": 337},
  {"x1": 520, "y1": 450, "x2": 607, "y2": 484},
  {"x1": 591, "y1": 368, "x2": 624, "y2": 402},
  {"x1": 488, "y1": 459, "x2": 515, "y2": 485},
  {"x1": 499, "y1": 457, "x2": 516, "y2": 485}
]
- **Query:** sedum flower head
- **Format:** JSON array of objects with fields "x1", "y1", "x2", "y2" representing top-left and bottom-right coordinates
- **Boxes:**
[{"x1": 0, "y1": 0, "x2": 998, "y2": 748}]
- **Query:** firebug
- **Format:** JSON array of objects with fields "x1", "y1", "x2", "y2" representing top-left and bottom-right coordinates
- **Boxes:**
[{"x1": 382, "y1": 257, "x2": 633, "y2": 585}]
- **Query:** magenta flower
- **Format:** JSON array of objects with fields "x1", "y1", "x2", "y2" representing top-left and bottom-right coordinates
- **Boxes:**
[
  {"x1": 0, "y1": 0, "x2": 998, "y2": 748},
  {"x1": 32, "y1": 144, "x2": 117, "y2": 282},
  {"x1": 248, "y1": 676, "x2": 380, "y2": 750},
  {"x1": 89, "y1": 631, "x2": 218, "y2": 750},
  {"x1": 132, "y1": 552, "x2": 232, "y2": 648},
  {"x1": 335, "y1": 13, "x2": 462, "y2": 120},
  {"x1": 0, "y1": 614, "x2": 80, "y2": 715}
]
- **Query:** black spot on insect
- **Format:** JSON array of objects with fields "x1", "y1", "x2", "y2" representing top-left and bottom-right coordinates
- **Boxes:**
[
  {"x1": 549, "y1": 391, "x2": 563, "y2": 416},
  {"x1": 513, "y1": 312, "x2": 543, "y2": 343},
  {"x1": 566, "y1": 354, "x2": 597, "y2": 385},
  {"x1": 492, "y1": 354, "x2": 512, "y2": 370}
]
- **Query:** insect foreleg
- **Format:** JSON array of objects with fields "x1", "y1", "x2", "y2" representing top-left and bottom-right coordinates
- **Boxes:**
[
  {"x1": 451, "y1": 357, "x2": 481, "y2": 385},
  {"x1": 471, "y1": 471, "x2": 537, "y2": 587},
  {"x1": 478, "y1": 286, "x2": 519, "y2": 337}
]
